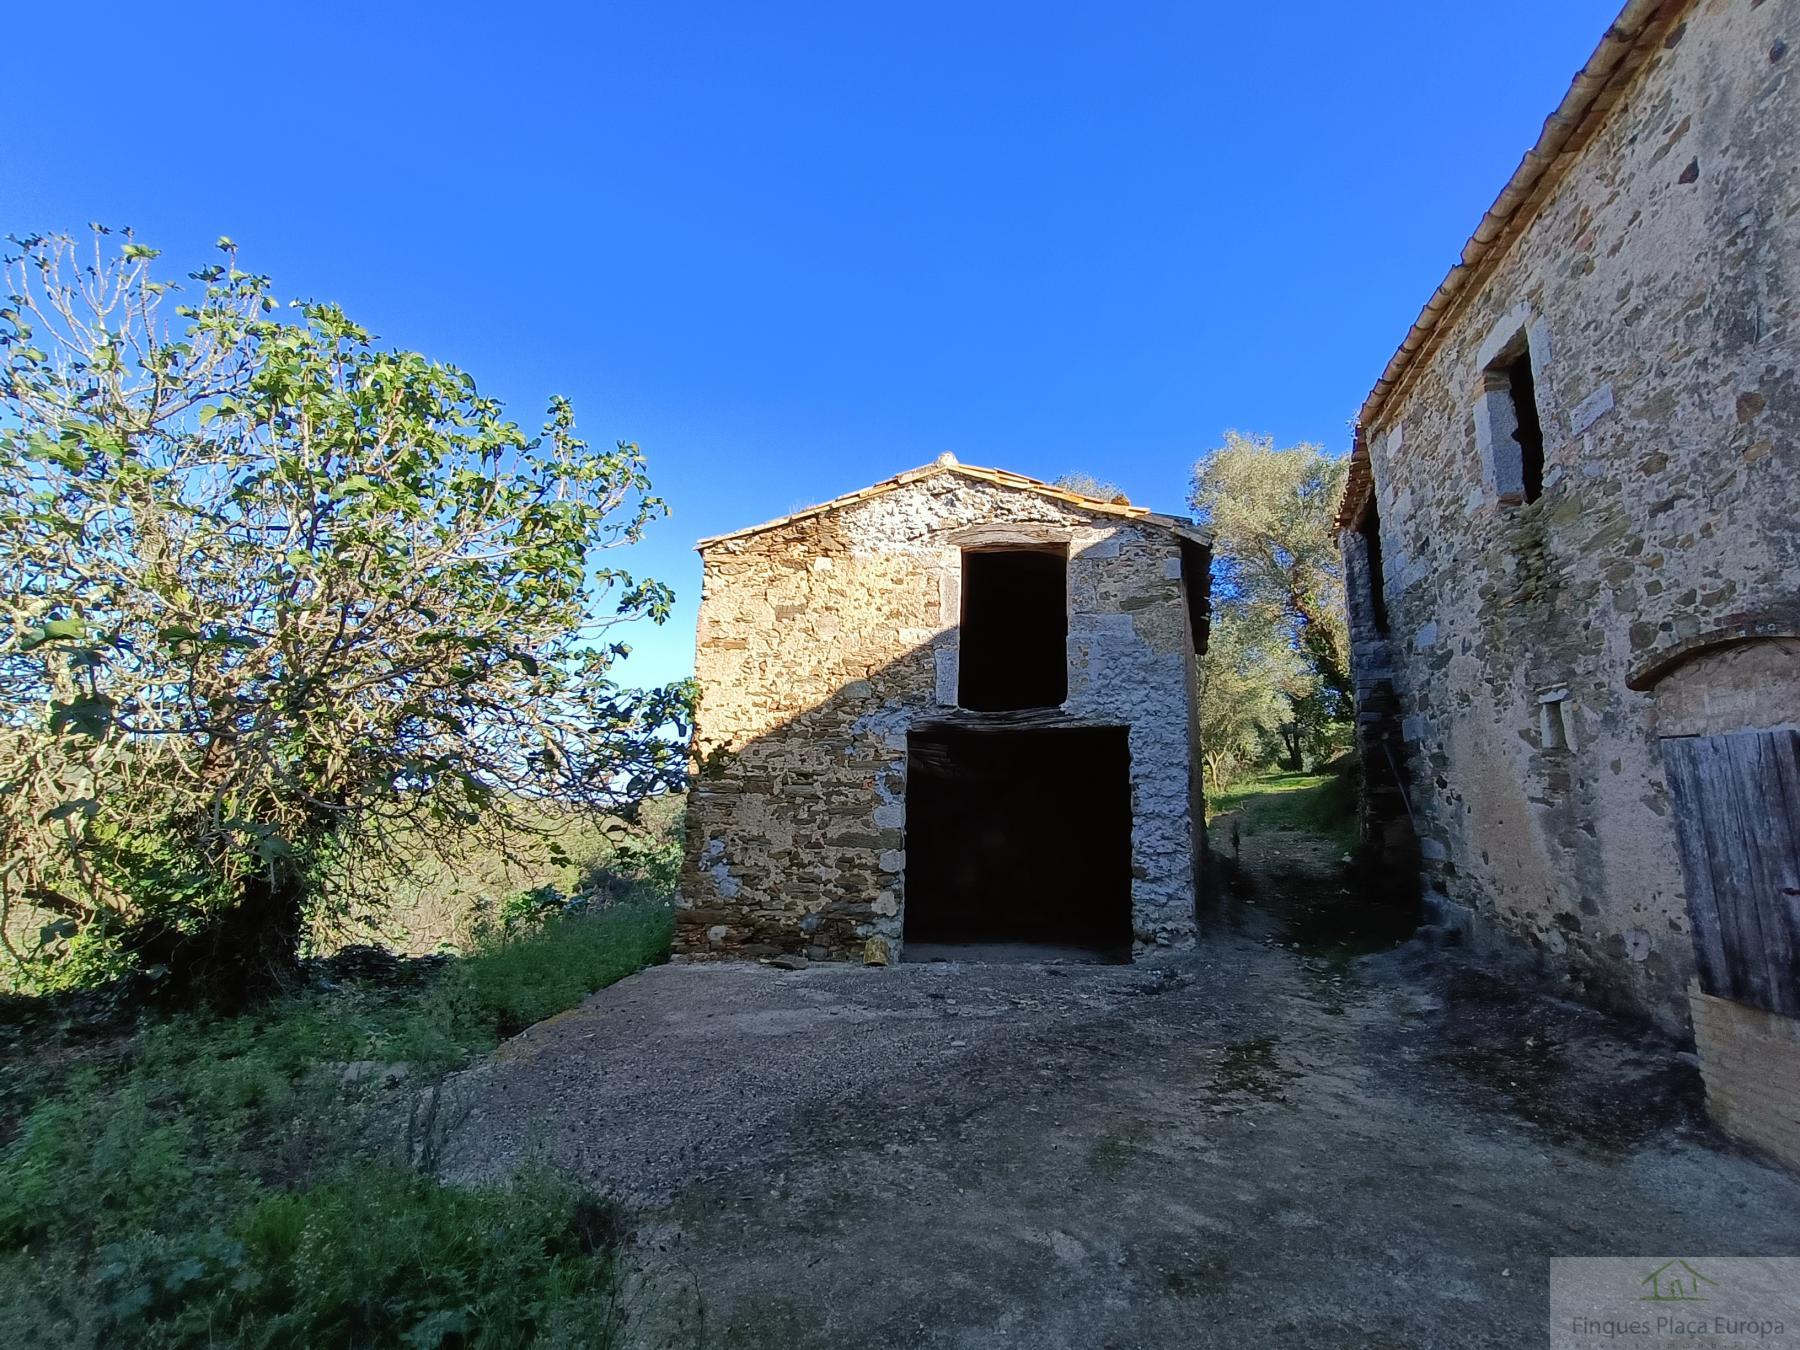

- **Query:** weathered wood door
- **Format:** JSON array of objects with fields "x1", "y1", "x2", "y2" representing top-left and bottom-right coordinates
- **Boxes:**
[{"x1": 1661, "y1": 728, "x2": 1800, "y2": 1015}]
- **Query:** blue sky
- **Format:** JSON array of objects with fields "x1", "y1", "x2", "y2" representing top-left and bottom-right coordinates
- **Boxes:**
[{"x1": 4, "y1": 0, "x2": 1620, "y2": 690}]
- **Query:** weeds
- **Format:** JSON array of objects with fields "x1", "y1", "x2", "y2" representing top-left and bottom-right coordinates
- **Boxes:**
[
  {"x1": 1212, "y1": 1036, "x2": 1295, "y2": 1101},
  {"x1": 1090, "y1": 1119, "x2": 1151, "y2": 1175},
  {"x1": 0, "y1": 900, "x2": 673, "y2": 1347},
  {"x1": 460, "y1": 903, "x2": 675, "y2": 1038},
  {"x1": 88, "y1": 1166, "x2": 625, "y2": 1348}
]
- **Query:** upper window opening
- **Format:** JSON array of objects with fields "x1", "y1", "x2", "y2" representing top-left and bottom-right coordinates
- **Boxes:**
[
  {"x1": 1178, "y1": 537, "x2": 1210, "y2": 655},
  {"x1": 1358, "y1": 499, "x2": 1390, "y2": 635},
  {"x1": 1501, "y1": 349, "x2": 1545, "y2": 503},
  {"x1": 1476, "y1": 331, "x2": 1548, "y2": 507},
  {"x1": 958, "y1": 547, "x2": 1067, "y2": 711}
]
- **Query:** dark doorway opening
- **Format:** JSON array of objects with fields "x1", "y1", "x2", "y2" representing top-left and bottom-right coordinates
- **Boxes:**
[
  {"x1": 958, "y1": 548, "x2": 1067, "y2": 711},
  {"x1": 903, "y1": 724, "x2": 1132, "y2": 959}
]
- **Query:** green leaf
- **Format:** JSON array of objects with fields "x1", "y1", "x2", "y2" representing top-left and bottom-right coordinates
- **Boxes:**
[
  {"x1": 18, "y1": 616, "x2": 86, "y2": 651},
  {"x1": 48, "y1": 694, "x2": 115, "y2": 739}
]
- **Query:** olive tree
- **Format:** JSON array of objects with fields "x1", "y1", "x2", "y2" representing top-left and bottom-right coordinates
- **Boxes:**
[
  {"x1": 1197, "y1": 609, "x2": 1302, "y2": 787},
  {"x1": 1191, "y1": 431, "x2": 1352, "y2": 772},
  {"x1": 1051, "y1": 471, "x2": 1128, "y2": 503},
  {"x1": 0, "y1": 228, "x2": 692, "y2": 1000}
]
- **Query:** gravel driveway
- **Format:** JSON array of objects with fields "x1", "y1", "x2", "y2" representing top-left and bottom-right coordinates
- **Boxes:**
[{"x1": 452, "y1": 838, "x2": 1800, "y2": 1348}]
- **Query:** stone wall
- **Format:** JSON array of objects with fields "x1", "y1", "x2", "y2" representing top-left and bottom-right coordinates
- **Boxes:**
[
  {"x1": 1340, "y1": 520, "x2": 1416, "y2": 867},
  {"x1": 1342, "y1": 0, "x2": 1798, "y2": 1033},
  {"x1": 676, "y1": 469, "x2": 1205, "y2": 962}
]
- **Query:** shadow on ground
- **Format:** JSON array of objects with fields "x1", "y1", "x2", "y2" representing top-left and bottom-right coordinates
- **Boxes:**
[{"x1": 448, "y1": 817, "x2": 1798, "y2": 1349}]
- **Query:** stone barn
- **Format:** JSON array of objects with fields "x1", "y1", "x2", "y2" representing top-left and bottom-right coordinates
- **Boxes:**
[
  {"x1": 675, "y1": 456, "x2": 1210, "y2": 965},
  {"x1": 1339, "y1": 0, "x2": 1799, "y2": 1165}
]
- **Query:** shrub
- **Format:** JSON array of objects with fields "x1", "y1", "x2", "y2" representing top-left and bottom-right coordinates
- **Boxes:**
[
  {"x1": 458, "y1": 901, "x2": 675, "y2": 1037},
  {"x1": 0, "y1": 899, "x2": 672, "y2": 1344},
  {"x1": 93, "y1": 1167, "x2": 622, "y2": 1348}
]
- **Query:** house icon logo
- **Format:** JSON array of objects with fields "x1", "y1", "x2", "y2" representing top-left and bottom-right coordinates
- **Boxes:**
[{"x1": 1639, "y1": 1260, "x2": 1717, "y2": 1303}]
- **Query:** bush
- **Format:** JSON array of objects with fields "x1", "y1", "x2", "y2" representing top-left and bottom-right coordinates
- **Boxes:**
[
  {"x1": 2, "y1": 230, "x2": 691, "y2": 1005},
  {"x1": 459, "y1": 901, "x2": 674, "y2": 1037},
  {"x1": 93, "y1": 1166, "x2": 621, "y2": 1348}
]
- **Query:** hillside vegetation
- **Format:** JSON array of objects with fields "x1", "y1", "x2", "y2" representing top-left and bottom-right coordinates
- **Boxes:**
[{"x1": 1, "y1": 890, "x2": 675, "y2": 1347}]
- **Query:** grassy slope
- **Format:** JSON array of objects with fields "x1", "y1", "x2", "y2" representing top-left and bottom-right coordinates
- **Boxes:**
[
  {"x1": 0, "y1": 901, "x2": 673, "y2": 1349},
  {"x1": 1207, "y1": 769, "x2": 1359, "y2": 853},
  {"x1": 315, "y1": 793, "x2": 687, "y2": 958},
  {"x1": 2, "y1": 796, "x2": 686, "y2": 997}
]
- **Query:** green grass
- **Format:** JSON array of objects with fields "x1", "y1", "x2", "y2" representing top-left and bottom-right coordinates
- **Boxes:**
[
  {"x1": 1207, "y1": 769, "x2": 1358, "y2": 852},
  {"x1": 83, "y1": 1167, "x2": 625, "y2": 1348},
  {"x1": 2, "y1": 796, "x2": 687, "y2": 996},
  {"x1": 0, "y1": 900, "x2": 673, "y2": 1348},
  {"x1": 461, "y1": 902, "x2": 675, "y2": 1038}
]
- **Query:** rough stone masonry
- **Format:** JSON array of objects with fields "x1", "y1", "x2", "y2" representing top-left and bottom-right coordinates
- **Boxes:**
[
  {"x1": 1338, "y1": 0, "x2": 1799, "y2": 1163},
  {"x1": 675, "y1": 458, "x2": 1210, "y2": 964}
]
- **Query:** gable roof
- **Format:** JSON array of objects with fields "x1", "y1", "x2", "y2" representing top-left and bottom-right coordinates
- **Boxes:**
[
  {"x1": 1338, "y1": 0, "x2": 1695, "y2": 527},
  {"x1": 695, "y1": 454, "x2": 1208, "y2": 550}
]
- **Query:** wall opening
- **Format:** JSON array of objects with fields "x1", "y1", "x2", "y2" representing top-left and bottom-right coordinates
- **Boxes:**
[
  {"x1": 1502, "y1": 349, "x2": 1545, "y2": 503},
  {"x1": 1179, "y1": 536, "x2": 1211, "y2": 654},
  {"x1": 1357, "y1": 499, "x2": 1390, "y2": 635},
  {"x1": 957, "y1": 547, "x2": 1067, "y2": 711},
  {"x1": 1538, "y1": 693, "x2": 1571, "y2": 751},
  {"x1": 903, "y1": 724, "x2": 1131, "y2": 959},
  {"x1": 1473, "y1": 321, "x2": 1549, "y2": 507}
]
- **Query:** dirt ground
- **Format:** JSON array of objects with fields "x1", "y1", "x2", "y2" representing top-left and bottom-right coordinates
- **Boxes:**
[{"x1": 454, "y1": 832, "x2": 1800, "y2": 1348}]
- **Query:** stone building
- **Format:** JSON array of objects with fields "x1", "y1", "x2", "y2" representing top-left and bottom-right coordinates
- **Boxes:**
[
  {"x1": 1339, "y1": 0, "x2": 1798, "y2": 1163},
  {"x1": 675, "y1": 456, "x2": 1210, "y2": 965}
]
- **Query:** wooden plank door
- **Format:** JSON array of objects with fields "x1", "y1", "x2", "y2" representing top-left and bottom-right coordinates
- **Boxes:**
[{"x1": 1661, "y1": 728, "x2": 1800, "y2": 1016}]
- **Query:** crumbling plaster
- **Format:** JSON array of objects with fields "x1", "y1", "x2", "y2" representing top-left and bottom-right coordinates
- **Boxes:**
[{"x1": 677, "y1": 471, "x2": 1205, "y2": 963}]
